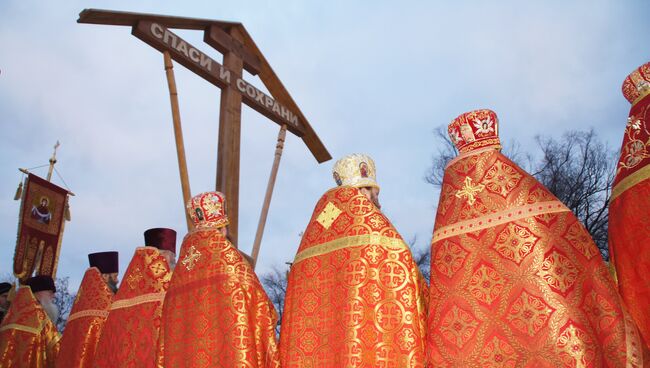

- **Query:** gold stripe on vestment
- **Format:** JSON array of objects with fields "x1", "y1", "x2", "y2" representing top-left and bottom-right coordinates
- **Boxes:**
[
  {"x1": 110, "y1": 292, "x2": 165, "y2": 310},
  {"x1": 432, "y1": 201, "x2": 569, "y2": 243},
  {"x1": 67, "y1": 309, "x2": 109, "y2": 323},
  {"x1": 632, "y1": 90, "x2": 650, "y2": 107},
  {"x1": 293, "y1": 234, "x2": 408, "y2": 264},
  {"x1": 0, "y1": 323, "x2": 41, "y2": 335},
  {"x1": 611, "y1": 164, "x2": 650, "y2": 201}
]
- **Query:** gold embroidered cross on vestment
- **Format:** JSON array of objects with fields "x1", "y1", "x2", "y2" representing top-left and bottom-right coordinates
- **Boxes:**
[
  {"x1": 182, "y1": 246, "x2": 202, "y2": 271},
  {"x1": 455, "y1": 176, "x2": 485, "y2": 205}
]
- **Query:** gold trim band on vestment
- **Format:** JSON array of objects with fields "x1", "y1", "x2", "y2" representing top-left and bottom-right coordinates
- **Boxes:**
[
  {"x1": 611, "y1": 164, "x2": 650, "y2": 201},
  {"x1": 432, "y1": 201, "x2": 569, "y2": 243},
  {"x1": 48, "y1": 333, "x2": 61, "y2": 350},
  {"x1": 0, "y1": 323, "x2": 41, "y2": 335},
  {"x1": 293, "y1": 234, "x2": 408, "y2": 264},
  {"x1": 110, "y1": 292, "x2": 165, "y2": 310},
  {"x1": 632, "y1": 90, "x2": 650, "y2": 108},
  {"x1": 67, "y1": 309, "x2": 109, "y2": 323}
]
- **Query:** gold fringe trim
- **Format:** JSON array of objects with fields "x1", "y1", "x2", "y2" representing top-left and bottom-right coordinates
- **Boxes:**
[
  {"x1": 110, "y1": 292, "x2": 165, "y2": 310},
  {"x1": 293, "y1": 234, "x2": 408, "y2": 264},
  {"x1": 0, "y1": 323, "x2": 41, "y2": 335},
  {"x1": 611, "y1": 164, "x2": 650, "y2": 201},
  {"x1": 67, "y1": 309, "x2": 109, "y2": 323},
  {"x1": 13, "y1": 176, "x2": 29, "y2": 280},
  {"x1": 432, "y1": 200, "x2": 569, "y2": 243}
]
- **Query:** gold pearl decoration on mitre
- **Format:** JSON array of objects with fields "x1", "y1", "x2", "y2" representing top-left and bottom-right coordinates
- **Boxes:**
[{"x1": 332, "y1": 153, "x2": 380, "y2": 189}]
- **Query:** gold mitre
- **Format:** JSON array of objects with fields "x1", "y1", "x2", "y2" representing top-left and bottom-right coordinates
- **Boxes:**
[
  {"x1": 622, "y1": 61, "x2": 650, "y2": 106},
  {"x1": 332, "y1": 153, "x2": 379, "y2": 189}
]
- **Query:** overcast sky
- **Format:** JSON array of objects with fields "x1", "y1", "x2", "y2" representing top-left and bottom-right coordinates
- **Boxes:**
[{"x1": 1, "y1": 1, "x2": 649, "y2": 291}]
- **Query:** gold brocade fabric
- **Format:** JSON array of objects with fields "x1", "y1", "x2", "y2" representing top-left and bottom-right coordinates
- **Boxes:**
[
  {"x1": 94, "y1": 247, "x2": 172, "y2": 368},
  {"x1": 280, "y1": 186, "x2": 429, "y2": 368},
  {"x1": 428, "y1": 148, "x2": 646, "y2": 367},
  {"x1": 610, "y1": 93, "x2": 650, "y2": 349},
  {"x1": 159, "y1": 230, "x2": 280, "y2": 368},
  {"x1": 55, "y1": 267, "x2": 112, "y2": 368},
  {"x1": 0, "y1": 287, "x2": 60, "y2": 368}
]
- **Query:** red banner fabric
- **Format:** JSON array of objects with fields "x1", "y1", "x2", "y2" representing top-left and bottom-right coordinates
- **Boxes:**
[{"x1": 14, "y1": 173, "x2": 68, "y2": 281}]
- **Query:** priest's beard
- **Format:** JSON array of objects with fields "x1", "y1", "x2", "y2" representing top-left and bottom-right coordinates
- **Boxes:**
[
  {"x1": 107, "y1": 279, "x2": 118, "y2": 294},
  {"x1": 42, "y1": 299, "x2": 59, "y2": 323}
]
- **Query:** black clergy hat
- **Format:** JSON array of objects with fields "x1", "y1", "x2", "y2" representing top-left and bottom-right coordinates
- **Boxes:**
[
  {"x1": 144, "y1": 228, "x2": 177, "y2": 254},
  {"x1": 24, "y1": 275, "x2": 56, "y2": 293},
  {"x1": 88, "y1": 251, "x2": 119, "y2": 274}
]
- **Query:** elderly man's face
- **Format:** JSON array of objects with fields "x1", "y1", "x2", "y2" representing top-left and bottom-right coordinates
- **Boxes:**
[
  {"x1": 34, "y1": 290, "x2": 58, "y2": 322},
  {"x1": 160, "y1": 250, "x2": 176, "y2": 270},
  {"x1": 102, "y1": 273, "x2": 119, "y2": 293},
  {"x1": 0, "y1": 293, "x2": 9, "y2": 309},
  {"x1": 360, "y1": 187, "x2": 381, "y2": 209}
]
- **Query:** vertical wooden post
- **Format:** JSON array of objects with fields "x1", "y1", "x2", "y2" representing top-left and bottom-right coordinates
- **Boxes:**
[
  {"x1": 216, "y1": 28, "x2": 244, "y2": 247},
  {"x1": 251, "y1": 125, "x2": 287, "y2": 268},
  {"x1": 163, "y1": 51, "x2": 193, "y2": 231}
]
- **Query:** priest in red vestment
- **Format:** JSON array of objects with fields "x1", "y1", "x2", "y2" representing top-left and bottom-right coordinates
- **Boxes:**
[
  {"x1": 94, "y1": 228, "x2": 176, "y2": 368},
  {"x1": 88, "y1": 251, "x2": 120, "y2": 294},
  {"x1": 159, "y1": 191, "x2": 280, "y2": 367},
  {"x1": 0, "y1": 275, "x2": 60, "y2": 368},
  {"x1": 55, "y1": 255, "x2": 115, "y2": 368},
  {"x1": 428, "y1": 109, "x2": 646, "y2": 367},
  {"x1": 280, "y1": 154, "x2": 429, "y2": 367},
  {"x1": 609, "y1": 61, "x2": 650, "y2": 349}
]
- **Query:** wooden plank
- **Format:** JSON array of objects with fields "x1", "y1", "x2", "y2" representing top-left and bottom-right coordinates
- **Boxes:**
[
  {"x1": 216, "y1": 42, "x2": 244, "y2": 248},
  {"x1": 204, "y1": 26, "x2": 261, "y2": 75},
  {"x1": 236, "y1": 28, "x2": 331, "y2": 163},
  {"x1": 163, "y1": 51, "x2": 194, "y2": 231},
  {"x1": 78, "y1": 8, "x2": 239, "y2": 30},
  {"x1": 78, "y1": 8, "x2": 331, "y2": 163},
  {"x1": 251, "y1": 125, "x2": 287, "y2": 268},
  {"x1": 132, "y1": 21, "x2": 305, "y2": 136}
]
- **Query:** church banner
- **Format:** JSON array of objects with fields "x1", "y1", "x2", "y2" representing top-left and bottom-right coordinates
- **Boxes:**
[{"x1": 14, "y1": 173, "x2": 68, "y2": 281}]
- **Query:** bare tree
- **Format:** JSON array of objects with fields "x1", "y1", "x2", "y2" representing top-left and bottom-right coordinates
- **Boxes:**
[
  {"x1": 260, "y1": 266, "x2": 289, "y2": 335},
  {"x1": 408, "y1": 235, "x2": 430, "y2": 284},
  {"x1": 53, "y1": 277, "x2": 75, "y2": 332},
  {"x1": 425, "y1": 127, "x2": 614, "y2": 260},
  {"x1": 531, "y1": 130, "x2": 615, "y2": 259}
]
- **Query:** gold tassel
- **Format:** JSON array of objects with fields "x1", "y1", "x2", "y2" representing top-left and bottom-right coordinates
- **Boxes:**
[
  {"x1": 14, "y1": 181, "x2": 23, "y2": 200},
  {"x1": 64, "y1": 202, "x2": 71, "y2": 221}
]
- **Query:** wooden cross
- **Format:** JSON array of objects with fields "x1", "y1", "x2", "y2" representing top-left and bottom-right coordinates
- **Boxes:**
[{"x1": 78, "y1": 9, "x2": 331, "y2": 249}]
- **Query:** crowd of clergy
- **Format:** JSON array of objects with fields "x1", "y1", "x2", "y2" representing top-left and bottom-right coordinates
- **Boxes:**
[{"x1": 1, "y1": 62, "x2": 650, "y2": 368}]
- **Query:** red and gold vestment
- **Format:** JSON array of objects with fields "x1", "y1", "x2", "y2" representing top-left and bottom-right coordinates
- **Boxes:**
[
  {"x1": 56, "y1": 267, "x2": 112, "y2": 368},
  {"x1": 159, "y1": 228, "x2": 280, "y2": 367},
  {"x1": 94, "y1": 247, "x2": 172, "y2": 368},
  {"x1": 609, "y1": 61, "x2": 650, "y2": 349},
  {"x1": 280, "y1": 186, "x2": 429, "y2": 367},
  {"x1": 0, "y1": 287, "x2": 60, "y2": 368},
  {"x1": 428, "y1": 109, "x2": 646, "y2": 367}
]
